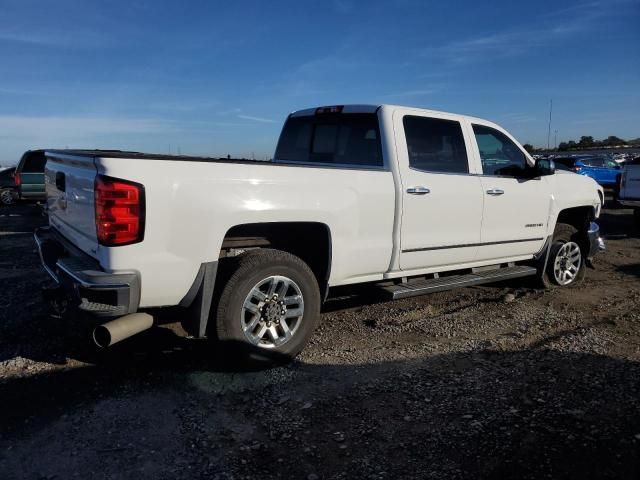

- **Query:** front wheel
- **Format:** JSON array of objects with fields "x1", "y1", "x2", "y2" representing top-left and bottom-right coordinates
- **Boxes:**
[
  {"x1": 213, "y1": 249, "x2": 321, "y2": 360},
  {"x1": 540, "y1": 223, "x2": 586, "y2": 288}
]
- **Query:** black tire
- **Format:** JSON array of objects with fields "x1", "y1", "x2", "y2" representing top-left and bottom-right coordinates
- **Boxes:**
[
  {"x1": 0, "y1": 188, "x2": 14, "y2": 205},
  {"x1": 213, "y1": 248, "x2": 320, "y2": 361},
  {"x1": 539, "y1": 223, "x2": 586, "y2": 288},
  {"x1": 634, "y1": 208, "x2": 640, "y2": 227}
]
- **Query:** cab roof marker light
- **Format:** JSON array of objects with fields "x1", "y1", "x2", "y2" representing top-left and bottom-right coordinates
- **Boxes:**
[{"x1": 315, "y1": 106, "x2": 344, "y2": 115}]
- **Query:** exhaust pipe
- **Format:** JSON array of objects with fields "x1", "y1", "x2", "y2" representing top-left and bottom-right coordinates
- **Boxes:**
[{"x1": 93, "y1": 313, "x2": 154, "y2": 348}]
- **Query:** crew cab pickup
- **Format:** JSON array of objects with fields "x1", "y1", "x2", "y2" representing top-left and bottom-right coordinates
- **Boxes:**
[{"x1": 35, "y1": 104, "x2": 605, "y2": 357}]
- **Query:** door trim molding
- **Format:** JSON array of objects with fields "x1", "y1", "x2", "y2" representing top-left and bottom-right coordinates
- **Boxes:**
[{"x1": 402, "y1": 237, "x2": 544, "y2": 253}]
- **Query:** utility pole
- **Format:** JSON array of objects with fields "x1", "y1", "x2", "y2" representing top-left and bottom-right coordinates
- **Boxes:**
[{"x1": 547, "y1": 99, "x2": 553, "y2": 150}]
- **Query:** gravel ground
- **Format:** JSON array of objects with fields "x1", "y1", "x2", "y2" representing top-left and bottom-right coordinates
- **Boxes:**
[{"x1": 1, "y1": 203, "x2": 640, "y2": 479}]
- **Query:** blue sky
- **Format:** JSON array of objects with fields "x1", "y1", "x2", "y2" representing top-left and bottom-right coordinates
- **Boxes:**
[{"x1": 0, "y1": 0, "x2": 638, "y2": 164}]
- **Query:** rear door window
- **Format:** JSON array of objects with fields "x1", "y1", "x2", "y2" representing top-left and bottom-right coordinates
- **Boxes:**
[
  {"x1": 275, "y1": 114, "x2": 383, "y2": 168},
  {"x1": 403, "y1": 116, "x2": 469, "y2": 174}
]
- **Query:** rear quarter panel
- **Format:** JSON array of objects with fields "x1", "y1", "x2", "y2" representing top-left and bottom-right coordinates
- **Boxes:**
[{"x1": 95, "y1": 157, "x2": 396, "y2": 307}]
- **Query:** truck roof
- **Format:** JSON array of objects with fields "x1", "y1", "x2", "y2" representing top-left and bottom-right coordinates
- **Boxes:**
[{"x1": 290, "y1": 104, "x2": 493, "y2": 125}]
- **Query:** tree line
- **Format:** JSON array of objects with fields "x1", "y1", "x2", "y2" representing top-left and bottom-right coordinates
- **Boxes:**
[
  {"x1": 557, "y1": 136, "x2": 640, "y2": 151},
  {"x1": 521, "y1": 136, "x2": 640, "y2": 153}
]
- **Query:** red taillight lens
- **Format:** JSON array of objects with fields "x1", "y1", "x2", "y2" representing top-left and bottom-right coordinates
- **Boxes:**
[
  {"x1": 14, "y1": 172, "x2": 21, "y2": 187},
  {"x1": 95, "y1": 175, "x2": 145, "y2": 246},
  {"x1": 315, "y1": 105, "x2": 344, "y2": 115}
]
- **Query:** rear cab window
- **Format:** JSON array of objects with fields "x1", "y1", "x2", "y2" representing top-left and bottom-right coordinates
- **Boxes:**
[{"x1": 274, "y1": 113, "x2": 383, "y2": 169}]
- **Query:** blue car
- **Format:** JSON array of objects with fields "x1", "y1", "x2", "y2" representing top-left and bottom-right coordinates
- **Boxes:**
[{"x1": 554, "y1": 156, "x2": 621, "y2": 187}]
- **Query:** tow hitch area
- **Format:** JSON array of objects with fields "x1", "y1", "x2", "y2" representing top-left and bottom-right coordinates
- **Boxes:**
[{"x1": 42, "y1": 285, "x2": 68, "y2": 318}]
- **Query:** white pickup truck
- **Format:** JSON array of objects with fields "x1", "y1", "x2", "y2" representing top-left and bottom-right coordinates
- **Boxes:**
[{"x1": 36, "y1": 104, "x2": 605, "y2": 358}]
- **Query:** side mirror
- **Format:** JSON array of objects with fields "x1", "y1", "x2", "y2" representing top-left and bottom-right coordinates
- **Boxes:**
[{"x1": 535, "y1": 158, "x2": 555, "y2": 176}]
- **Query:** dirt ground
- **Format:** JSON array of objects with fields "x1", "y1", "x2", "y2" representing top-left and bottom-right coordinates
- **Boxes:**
[{"x1": 1, "y1": 202, "x2": 639, "y2": 480}]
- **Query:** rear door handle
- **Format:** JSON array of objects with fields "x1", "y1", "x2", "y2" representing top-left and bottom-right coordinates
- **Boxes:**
[
  {"x1": 486, "y1": 188, "x2": 504, "y2": 196},
  {"x1": 407, "y1": 186, "x2": 431, "y2": 195}
]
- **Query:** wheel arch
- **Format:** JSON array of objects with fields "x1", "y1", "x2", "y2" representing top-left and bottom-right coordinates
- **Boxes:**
[
  {"x1": 552, "y1": 206, "x2": 596, "y2": 258},
  {"x1": 218, "y1": 221, "x2": 333, "y2": 298},
  {"x1": 553, "y1": 206, "x2": 596, "y2": 235},
  {"x1": 179, "y1": 221, "x2": 332, "y2": 339}
]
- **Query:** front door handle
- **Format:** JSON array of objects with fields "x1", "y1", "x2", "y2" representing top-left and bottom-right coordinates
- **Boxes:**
[
  {"x1": 407, "y1": 186, "x2": 431, "y2": 195},
  {"x1": 486, "y1": 188, "x2": 505, "y2": 196}
]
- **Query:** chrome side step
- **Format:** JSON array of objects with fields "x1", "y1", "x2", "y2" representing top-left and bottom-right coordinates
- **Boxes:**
[{"x1": 380, "y1": 265, "x2": 537, "y2": 300}]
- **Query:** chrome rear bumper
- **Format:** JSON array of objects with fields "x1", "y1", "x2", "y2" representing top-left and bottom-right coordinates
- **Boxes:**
[{"x1": 34, "y1": 226, "x2": 140, "y2": 317}]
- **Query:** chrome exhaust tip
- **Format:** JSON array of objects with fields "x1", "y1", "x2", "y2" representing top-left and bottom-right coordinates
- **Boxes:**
[{"x1": 93, "y1": 313, "x2": 153, "y2": 348}]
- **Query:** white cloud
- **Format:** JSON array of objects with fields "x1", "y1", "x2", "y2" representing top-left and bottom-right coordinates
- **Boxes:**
[
  {"x1": 420, "y1": 1, "x2": 620, "y2": 64},
  {"x1": 237, "y1": 114, "x2": 275, "y2": 124},
  {"x1": 0, "y1": 87, "x2": 52, "y2": 96},
  {"x1": 0, "y1": 28, "x2": 111, "y2": 48},
  {"x1": 0, "y1": 115, "x2": 179, "y2": 142}
]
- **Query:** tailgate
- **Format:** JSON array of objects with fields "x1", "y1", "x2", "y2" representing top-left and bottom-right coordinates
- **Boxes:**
[
  {"x1": 621, "y1": 165, "x2": 640, "y2": 199},
  {"x1": 45, "y1": 152, "x2": 99, "y2": 258}
]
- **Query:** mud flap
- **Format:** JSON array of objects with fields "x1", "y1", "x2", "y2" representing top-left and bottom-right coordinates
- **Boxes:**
[{"x1": 180, "y1": 262, "x2": 218, "y2": 338}]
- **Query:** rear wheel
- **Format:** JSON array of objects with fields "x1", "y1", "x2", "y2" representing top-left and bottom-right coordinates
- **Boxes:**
[
  {"x1": 0, "y1": 189, "x2": 14, "y2": 205},
  {"x1": 540, "y1": 223, "x2": 586, "y2": 288},
  {"x1": 214, "y1": 249, "x2": 320, "y2": 360}
]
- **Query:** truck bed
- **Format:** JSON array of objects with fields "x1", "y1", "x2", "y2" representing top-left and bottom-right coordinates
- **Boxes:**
[{"x1": 46, "y1": 149, "x2": 270, "y2": 164}]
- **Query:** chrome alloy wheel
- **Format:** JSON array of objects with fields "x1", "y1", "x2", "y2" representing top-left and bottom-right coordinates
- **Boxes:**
[
  {"x1": 240, "y1": 275, "x2": 304, "y2": 349},
  {"x1": 553, "y1": 241, "x2": 582, "y2": 286}
]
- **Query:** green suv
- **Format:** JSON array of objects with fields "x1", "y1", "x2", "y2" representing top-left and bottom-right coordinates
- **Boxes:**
[{"x1": 15, "y1": 150, "x2": 46, "y2": 202}]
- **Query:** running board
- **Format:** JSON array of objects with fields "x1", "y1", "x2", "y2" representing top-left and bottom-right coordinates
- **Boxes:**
[{"x1": 380, "y1": 265, "x2": 537, "y2": 300}]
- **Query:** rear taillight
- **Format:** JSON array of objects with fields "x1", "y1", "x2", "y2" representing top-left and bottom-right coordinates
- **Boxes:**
[
  {"x1": 95, "y1": 175, "x2": 145, "y2": 246},
  {"x1": 14, "y1": 172, "x2": 21, "y2": 187}
]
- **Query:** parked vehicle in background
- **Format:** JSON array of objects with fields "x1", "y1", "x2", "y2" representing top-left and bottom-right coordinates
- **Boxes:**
[
  {"x1": 553, "y1": 155, "x2": 620, "y2": 187},
  {"x1": 612, "y1": 153, "x2": 631, "y2": 164},
  {"x1": 35, "y1": 104, "x2": 605, "y2": 358},
  {"x1": 550, "y1": 157, "x2": 578, "y2": 172},
  {"x1": 0, "y1": 167, "x2": 17, "y2": 205},
  {"x1": 15, "y1": 150, "x2": 46, "y2": 202},
  {"x1": 618, "y1": 156, "x2": 640, "y2": 224}
]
